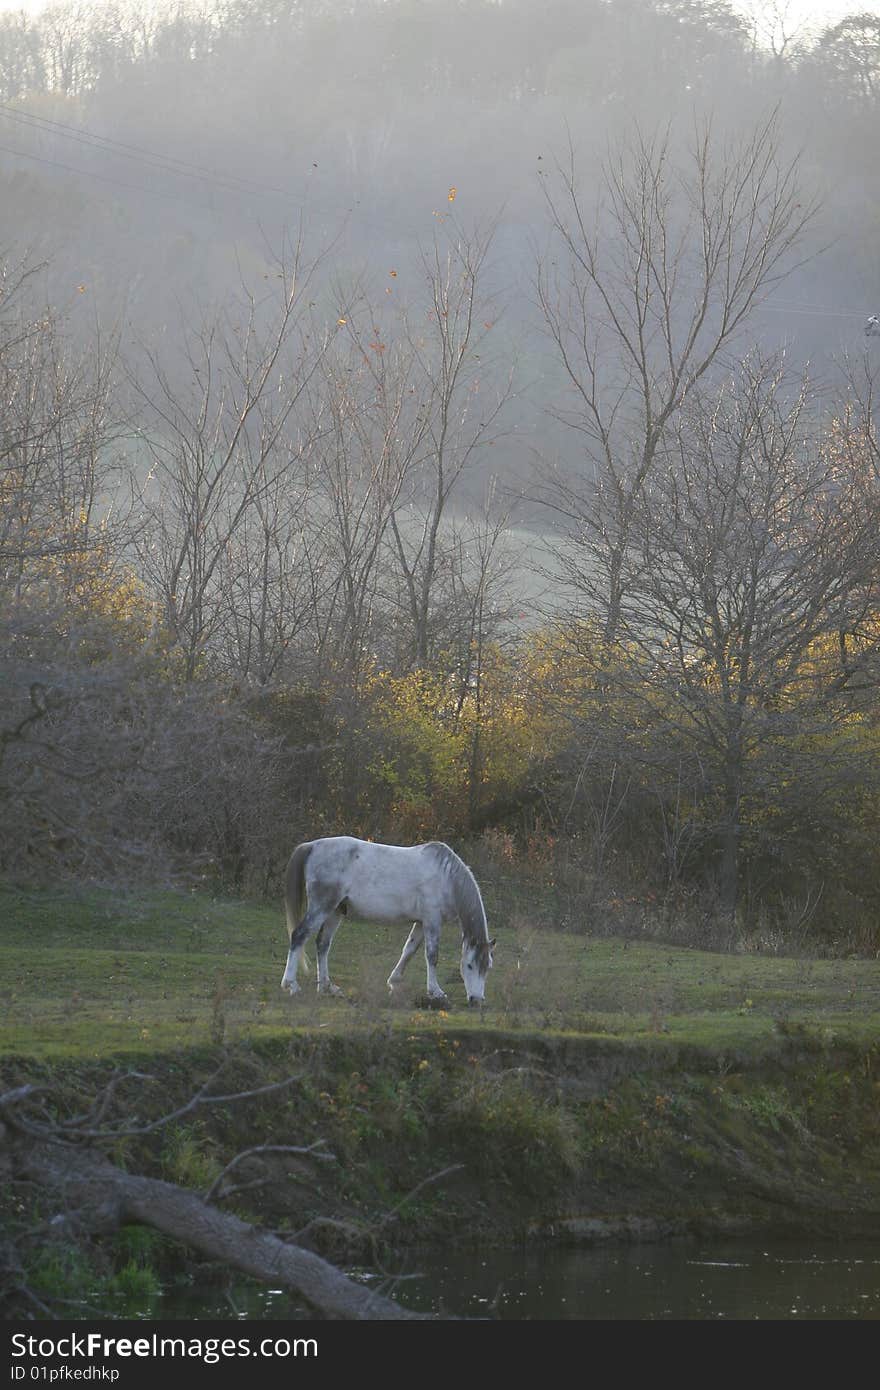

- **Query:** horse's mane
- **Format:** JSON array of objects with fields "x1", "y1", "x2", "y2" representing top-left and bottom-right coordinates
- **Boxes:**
[{"x1": 425, "y1": 841, "x2": 489, "y2": 948}]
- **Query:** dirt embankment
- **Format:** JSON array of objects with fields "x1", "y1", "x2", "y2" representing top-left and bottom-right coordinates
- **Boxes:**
[{"x1": 5, "y1": 1025, "x2": 880, "y2": 1284}]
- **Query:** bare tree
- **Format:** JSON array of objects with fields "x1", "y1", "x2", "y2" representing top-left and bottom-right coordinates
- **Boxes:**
[
  {"x1": 304, "y1": 301, "x2": 423, "y2": 695},
  {"x1": 833, "y1": 351, "x2": 880, "y2": 487},
  {"x1": 212, "y1": 458, "x2": 327, "y2": 688},
  {"x1": 555, "y1": 357, "x2": 880, "y2": 919},
  {"x1": 743, "y1": 0, "x2": 810, "y2": 70},
  {"x1": 811, "y1": 13, "x2": 880, "y2": 111},
  {"x1": 0, "y1": 258, "x2": 128, "y2": 602},
  {"x1": 388, "y1": 220, "x2": 515, "y2": 671},
  {"x1": 132, "y1": 232, "x2": 333, "y2": 680},
  {"x1": 822, "y1": 351, "x2": 880, "y2": 707},
  {"x1": 536, "y1": 113, "x2": 818, "y2": 639},
  {"x1": 0, "y1": 255, "x2": 154, "y2": 879}
]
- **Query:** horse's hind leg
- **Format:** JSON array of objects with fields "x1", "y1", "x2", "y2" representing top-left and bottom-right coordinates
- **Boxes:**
[
  {"x1": 282, "y1": 904, "x2": 330, "y2": 995},
  {"x1": 316, "y1": 912, "x2": 344, "y2": 996},
  {"x1": 387, "y1": 922, "x2": 424, "y2": 992}
]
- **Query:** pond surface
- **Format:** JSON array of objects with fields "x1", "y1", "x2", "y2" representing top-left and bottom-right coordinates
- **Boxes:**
[
  {"x1": 381, "y1": 1239, "x2": 880, "y2": 1319},
  {"x1": 157, "y1": 1238, "x2": 880, "y2": 1320}
]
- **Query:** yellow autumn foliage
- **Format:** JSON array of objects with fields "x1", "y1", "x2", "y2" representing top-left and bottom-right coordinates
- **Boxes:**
[
  {"x1": 365, "y1": 645, "x2": 542, "y2": 836},
  {"x1": 4, "y1": 505, "x2": 165, "y2": 654}
]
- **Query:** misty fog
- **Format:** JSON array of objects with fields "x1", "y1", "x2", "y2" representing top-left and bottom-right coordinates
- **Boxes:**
[{"x1": 1, "y1": 2, "x2": 877, "y2": 423}]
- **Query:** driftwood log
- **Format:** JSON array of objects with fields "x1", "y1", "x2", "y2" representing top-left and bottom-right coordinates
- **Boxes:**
[{"x1": 0, "y1": 1081, "x2": 424, "y2": 1321}]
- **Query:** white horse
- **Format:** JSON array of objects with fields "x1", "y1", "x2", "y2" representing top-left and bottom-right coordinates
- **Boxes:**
[{"x1": 281, "y1": 836, "x2": 495, "y2": 1006}]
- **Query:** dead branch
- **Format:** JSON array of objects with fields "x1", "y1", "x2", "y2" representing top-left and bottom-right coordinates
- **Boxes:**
[
  {"x1": 0, "y1": 1083, "x2": 426, "y2": 1320},
  {"x1": 376, "y1": 1164, "x2": 465, "y2": 1230},
  {"x1": 204, "y1": 1141, "x2": 335, "y2": 1203},
  {"x1": 3, "y1": 1064, "x2": 309, "y2": 1142}
]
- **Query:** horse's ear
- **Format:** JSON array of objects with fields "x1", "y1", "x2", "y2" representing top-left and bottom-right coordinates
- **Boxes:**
[{"x1": 489, "y1": 937, "x2": 497, "y2": 948}]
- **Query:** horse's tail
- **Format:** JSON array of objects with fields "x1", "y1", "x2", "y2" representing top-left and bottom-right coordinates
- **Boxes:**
[{"x1": 284, "y1": 841, "x2": 313, "y2": 939}]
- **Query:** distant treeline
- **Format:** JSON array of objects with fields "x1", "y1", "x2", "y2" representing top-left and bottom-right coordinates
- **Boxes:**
[
  {"x1": 0, "y1": 1, "x2": 876, "y2": 114},
  {"x1": 0, "y1": 2, "x2": 877, "y2": 365}
]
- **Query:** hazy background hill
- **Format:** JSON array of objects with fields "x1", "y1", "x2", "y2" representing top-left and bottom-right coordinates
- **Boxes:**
[{"x1": 0, "y1": 0, "x2": 877, "y2": 392}]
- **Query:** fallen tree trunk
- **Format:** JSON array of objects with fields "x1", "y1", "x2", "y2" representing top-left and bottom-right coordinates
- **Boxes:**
[{"x1": 1, "y1": 1108, "x2": 423, "y2": 1320}]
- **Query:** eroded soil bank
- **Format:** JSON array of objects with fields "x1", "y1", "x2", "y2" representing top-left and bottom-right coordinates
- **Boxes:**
[{"x1": 4, "y1": 1025, "x2": 880, "y2": 1314}]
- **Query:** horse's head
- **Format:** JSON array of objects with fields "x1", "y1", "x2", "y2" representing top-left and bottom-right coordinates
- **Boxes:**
[{"x1": 460, "y1": 937, "x2": 496, "y2": 1006}]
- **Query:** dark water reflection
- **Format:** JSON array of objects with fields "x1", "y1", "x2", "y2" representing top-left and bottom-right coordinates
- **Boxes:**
[
  {"x1": 380, "y1": 1240, "x2": 880, "y2": 1319},
  {"x1": 157, "y1": 1239, "x2": 880, "y2": 1320}
]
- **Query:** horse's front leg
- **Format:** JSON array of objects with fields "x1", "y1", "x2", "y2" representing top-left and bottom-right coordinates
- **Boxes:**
[
  {"x1": 387, "y1": 922, "x2": 424, "y2": 992},
  {"x1": 316, "y1": 912, "x2": 344, "y2": 996},
  {"x1": 282, "y1": 906, "x2": 327, "y2": 995},
  {"x1": 423, "y1": 919, "x2": 448, "y2": 1004}
]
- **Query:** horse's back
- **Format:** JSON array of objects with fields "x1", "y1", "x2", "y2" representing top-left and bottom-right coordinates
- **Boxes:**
[
  {"x1": 306, "y1": 836, "x2": 453, "y2": 922},
  {"x1": 310, "y1": 835, "x2": 438, "y2": 868}
]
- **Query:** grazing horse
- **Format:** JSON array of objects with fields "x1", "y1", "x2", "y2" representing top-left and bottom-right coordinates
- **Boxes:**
[{"x1": 281, "y1": 836, "x2": 495, "y2": 1006}]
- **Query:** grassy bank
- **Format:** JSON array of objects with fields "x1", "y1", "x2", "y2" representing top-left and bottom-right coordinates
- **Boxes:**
[
  {"x1": 3, "y1": 879, "x2": 880, "y2": 1317},
  {"x1": 3, "y1": 880, "x2": 880, "y2": 1060}
]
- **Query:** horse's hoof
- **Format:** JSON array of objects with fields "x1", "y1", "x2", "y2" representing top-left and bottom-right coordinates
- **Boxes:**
[
  {"x1": 318, "y1": 983, "x2": 344, "y2": 997},
  {"x1": 417, "y1": 993, "x2": 449, "y2": 1010}
]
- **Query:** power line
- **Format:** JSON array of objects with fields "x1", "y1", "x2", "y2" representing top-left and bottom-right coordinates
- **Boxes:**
[
  {"x1": 0, "y1": 129, "x2": 423, "y2": 245},
  {"x1": 0, "y1": 139, "x2": 221, "y2": 211},
  {"x1": 0, "y1": 98, "x2": 295, "y2": 202},
  {"x1": 0, "y1": 101, "x2": 450, "y2": 245},
  {"x1": 755, "y1": 300, "x2": 870, "y2": 320}
]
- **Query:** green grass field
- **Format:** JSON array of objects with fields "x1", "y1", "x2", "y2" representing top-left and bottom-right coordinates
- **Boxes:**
[{"x1": 3, "y1": 880, "x2": 880, "y2": 1061}]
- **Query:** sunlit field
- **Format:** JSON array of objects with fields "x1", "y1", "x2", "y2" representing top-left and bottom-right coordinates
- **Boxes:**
[{"x1": 4, "y1": 882, "x2": 880, "y2": 1060}]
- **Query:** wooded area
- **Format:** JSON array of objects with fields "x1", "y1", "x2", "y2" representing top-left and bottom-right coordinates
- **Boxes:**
[{"x1": 1, "y1": 0, "x2": 880, "y2": 950}]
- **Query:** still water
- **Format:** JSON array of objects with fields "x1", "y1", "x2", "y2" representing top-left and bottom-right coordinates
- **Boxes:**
[{"x1": 160, "y1": 1239, "x2": 880, "y2": 1320}]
